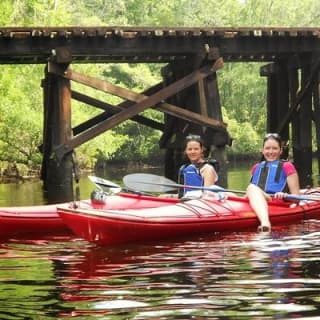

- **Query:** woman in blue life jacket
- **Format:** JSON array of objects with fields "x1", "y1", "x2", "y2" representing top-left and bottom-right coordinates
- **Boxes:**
[
  {"x1": 178, "y1": 135, "x2": 218, "y2": 198},
  {"x1": 247, "y1": 133, "x2": 300, "y2": 232}
]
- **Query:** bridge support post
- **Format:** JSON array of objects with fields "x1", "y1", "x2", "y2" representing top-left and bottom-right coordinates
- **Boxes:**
[
  {"x1": 314, "y1": 72, "x2": 320, "y2": 184},
  {"x1": 261, "y1": 61, "x2": 290, "y2": 141},
  {"x1": 202, "y1": 72, "x2": 230, "y2": 188},
  {"x1": 41, "y1": 66, "x2": 74, "y2": 203},
  {"x1": 160, "y1": 57, "x2": 231, "y2": 188},
  {"x1": 261, "y1": 57, "x2": 314, "y2": 187},
  {"x1": 292, "y1": 59, "x2": 313, "y2": 186}
]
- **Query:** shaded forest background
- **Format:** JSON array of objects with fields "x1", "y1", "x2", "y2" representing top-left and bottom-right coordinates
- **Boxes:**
[{"x1": 0, "y1": 0, "x2": 319, "y2": 177}]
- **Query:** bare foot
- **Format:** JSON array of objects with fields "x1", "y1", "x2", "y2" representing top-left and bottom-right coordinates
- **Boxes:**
[{"x1": 257, "y1": 225, "x2": 271, "y2": 233}]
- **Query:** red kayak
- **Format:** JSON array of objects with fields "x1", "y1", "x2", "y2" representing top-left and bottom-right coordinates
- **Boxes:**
[
  {"x1": 0, "y1": 203, "x2": 70, "y2": 237},
  {"x1": 0, "y1": 193, "x2": 179, "y2": 237},
  {"x1": 57, "y1": 194, "x2": 320, "y2": 245}
]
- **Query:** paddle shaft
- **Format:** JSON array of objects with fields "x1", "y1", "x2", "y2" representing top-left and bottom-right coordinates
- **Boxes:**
[
  {"x1": 283, "y1": 194, "x2": 320, "y2": 202},
  {"x1": 133, "y1": 180, "x2": 246, "y2": 194},
  {"x1": 129, "y1": 179, "x2": 320, "y2": 202}
]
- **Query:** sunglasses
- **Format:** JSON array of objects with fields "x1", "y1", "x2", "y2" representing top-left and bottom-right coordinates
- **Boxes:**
[
  {"x1": 186, "y1": 134, "x2": 201, "y2": 141},
  {"x1": 264, "y1": 133, "x2": 281, "y2": 140},
  {"x1": 185, "y1": 135, "x2": 204, "y2": 147}
]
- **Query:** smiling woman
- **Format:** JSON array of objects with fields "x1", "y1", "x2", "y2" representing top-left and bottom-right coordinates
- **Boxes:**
[
  {"x1": 177, "y1": 135, "x2": 218, "y2": 198},
  {"x1": 246, "y1": 133, "x2": 300, "y2": 232}
]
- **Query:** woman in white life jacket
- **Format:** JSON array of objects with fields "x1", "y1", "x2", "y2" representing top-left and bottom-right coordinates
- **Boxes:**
[
  {"x1": 178, "y1": 135, "x2": 219, "y2": 199},
  {"x1": 247, "y1": 133, "x2": 300, "y2": 232}
]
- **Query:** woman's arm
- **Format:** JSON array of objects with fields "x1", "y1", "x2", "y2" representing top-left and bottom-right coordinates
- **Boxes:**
[
  {"x1": 287, "y1": 172, "x2": 300, "y2": 195},
  {"x1": 200, "y1": 164, "x2": 217, "y2": 186},
  {"x1": 283, "y1": 162, "x2": 300, "y2": 195}
]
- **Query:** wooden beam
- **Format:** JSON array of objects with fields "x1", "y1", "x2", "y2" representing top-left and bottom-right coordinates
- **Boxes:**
[
  {"x1": 313, "y1": 73, "x2": 320, "y2": 176},
  {"x1": 293, "y1": 61, "x2": 313, "y2": 187},
  {"x1": 158, "y1": 100, "x2": 226, "y2": 127},
  {"x1": 53, "y1": 57, "x2": 225, "y2": 160},
  {"x1": 71, "y1": 90, "x2": 164, "y2": 132},
  {"x1": 48, "y1": 59, "x2": 226, "y2": 129},
  {"x1": 198, "y1": 79, "x2": 208, "y2": 117},
  {"x1": 276, "y1": 62, "x2": 289, "y2": 141},
  {"x1": 73, "y1": 81, "x2": 167, "y2": 133},
  {"x1": 277, "y1": 59, "x2": 320, "y2": 134},
  {"x1": 41, "y1": 71, "x2": 74, "y2": 201}
]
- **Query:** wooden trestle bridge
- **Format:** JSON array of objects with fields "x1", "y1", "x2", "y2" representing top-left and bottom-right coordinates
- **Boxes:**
[{"x1": 1, "y1": 26, "x2": 320, "y2": 201}]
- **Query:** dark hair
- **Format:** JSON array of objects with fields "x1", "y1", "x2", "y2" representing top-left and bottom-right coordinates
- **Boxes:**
[
  {"x1": 260, "y1": 133, "x2": 283, "y2": 161},
  {"x1": 263, "y1": 133, "x2": 282, "y2": 147}
]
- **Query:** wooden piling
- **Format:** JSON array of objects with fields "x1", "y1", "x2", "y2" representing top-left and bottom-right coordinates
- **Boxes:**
[{"x1": 41, "y1": 65, "x2": 74, "y2": 203}]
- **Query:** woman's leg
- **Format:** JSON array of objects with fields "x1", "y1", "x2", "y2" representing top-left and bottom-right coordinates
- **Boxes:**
[{"x1": 246, "y1": 184, "x2": 271, "y2": 231}]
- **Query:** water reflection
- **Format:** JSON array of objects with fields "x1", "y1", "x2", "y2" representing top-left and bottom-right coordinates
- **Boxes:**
[
  {"x1": 22, "y1": 221, "x2": 315, "y2": 319},
  {"x1": 0, "y1": 235, "x2": 76, "y2": 319},
  {"x1": 0, "y1": 164, "x2": 320, "y2": 318},
  {"x1": 0, "y1": 225, "x2": 319, "y2": 319}
]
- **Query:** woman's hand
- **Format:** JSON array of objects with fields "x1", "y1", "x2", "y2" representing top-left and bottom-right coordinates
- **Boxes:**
[{"x1": 273, "y1": 192, "x2": 287, "y2": 199}]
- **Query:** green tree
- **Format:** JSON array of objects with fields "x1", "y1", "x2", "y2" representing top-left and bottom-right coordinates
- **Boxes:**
[
  {"x1": 0, "y1": 0, "x2": 319, "y2": 170},
  {"x1": 0, "y1": 65, "x2": 43, "y2": 165}
]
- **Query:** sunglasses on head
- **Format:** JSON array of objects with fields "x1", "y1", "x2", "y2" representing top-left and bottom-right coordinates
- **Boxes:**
[
  {"x1": 186, "y1": 134, "x2": 201, "y2": 141},
  {"x1": 264, "y1": 133, "x2": 281, "y2": 140}
]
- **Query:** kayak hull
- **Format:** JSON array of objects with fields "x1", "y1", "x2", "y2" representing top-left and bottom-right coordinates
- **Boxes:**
[
  {"x1": 57, "y1": 195, "x2": 320, "y2": 245},
  {"x1": 0, "y1": 193, "x2": 178, "y2": 237},
  {"x1": 0, "y1": 203, "x2": 69, "y2": 237}
]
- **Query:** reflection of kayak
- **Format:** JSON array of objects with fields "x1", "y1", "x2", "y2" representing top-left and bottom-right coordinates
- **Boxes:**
[
  {"x1": 0, "y1": 193, "x2": 179, "y2": 237},
  {"x1": 57, "y1": 194, "x2": 320, "y2": 245}
]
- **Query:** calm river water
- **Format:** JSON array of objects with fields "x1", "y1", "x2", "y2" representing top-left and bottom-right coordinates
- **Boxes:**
[{"x1": 0, "y1": 164, "x2": 320, "y2": 319}]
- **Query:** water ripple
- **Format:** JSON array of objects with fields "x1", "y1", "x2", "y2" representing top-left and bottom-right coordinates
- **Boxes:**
[{"x1": 0, "y1": 221, "x2": 320, "y2": 318}]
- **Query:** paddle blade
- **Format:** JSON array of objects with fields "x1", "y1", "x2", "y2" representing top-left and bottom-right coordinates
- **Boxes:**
[
  {"x1": 88, "y1": 176, "x2": 121, "y2": 189},
  {"x1": 123, "y1": 173, "x2": 178, "y2": 193}
]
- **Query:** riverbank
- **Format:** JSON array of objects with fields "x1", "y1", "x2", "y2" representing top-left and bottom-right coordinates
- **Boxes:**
[{"x1": 0, "y1": 153, "x2": 261, "y2": 184}]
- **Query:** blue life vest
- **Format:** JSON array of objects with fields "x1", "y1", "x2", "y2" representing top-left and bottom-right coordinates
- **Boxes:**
[
  {"x1": 251, "y1": 160, "x2": 288, "y2": 194},
  {"x1": 178, "y1": 160, "x2": 219, "y2": 197},
  {"x1": 179, "y1": 163, "x2": 203, "y2": 193}
]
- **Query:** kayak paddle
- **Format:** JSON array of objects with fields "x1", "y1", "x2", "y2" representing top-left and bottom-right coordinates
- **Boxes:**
[
  {"x1": 88, "y1": 175, "x2": 122, "y2": 193},
  {"x1": 123, "y1": 173, "x2": 246, "y2": 194},
  {"x1": 88, "y1": 175, "x2": 152, "y2": 195},
  {"x1": 123, "y1": 173, "x2": 320, "y2": 202}
]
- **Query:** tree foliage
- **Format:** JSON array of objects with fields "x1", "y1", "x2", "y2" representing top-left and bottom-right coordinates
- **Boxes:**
[{"x1": 0, "y1": 0, "x2": 318, "y2": 169}]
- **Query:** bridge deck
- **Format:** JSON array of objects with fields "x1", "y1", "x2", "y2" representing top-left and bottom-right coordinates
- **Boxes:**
[{"x1": 0, "y1": 26, "x2": 319, "y2": 64}]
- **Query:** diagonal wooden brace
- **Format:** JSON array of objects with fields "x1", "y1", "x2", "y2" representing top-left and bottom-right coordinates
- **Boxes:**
[{"x1": 49, "y1": 57, "x2": 224, "y2": 160}]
